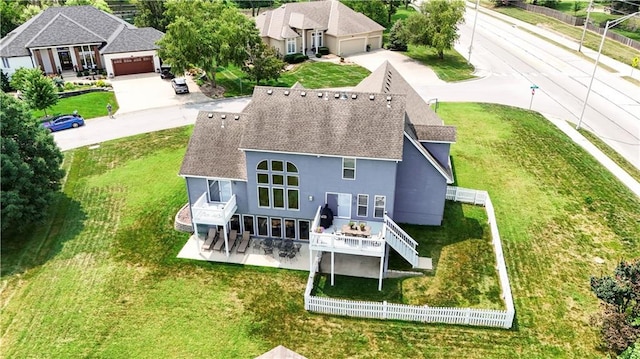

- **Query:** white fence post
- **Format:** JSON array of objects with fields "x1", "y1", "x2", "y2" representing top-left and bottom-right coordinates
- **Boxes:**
[{"x1": 383, "y1": 300, "x2": 388, "y2": 319}]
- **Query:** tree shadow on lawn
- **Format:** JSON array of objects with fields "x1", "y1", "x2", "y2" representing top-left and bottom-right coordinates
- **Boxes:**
[
  {"x1": 389, "y1": 200, "x2": 485, "y2": 273},
  {"x1": 1, "y1": 192, "x2": 86, "y2": 278}
]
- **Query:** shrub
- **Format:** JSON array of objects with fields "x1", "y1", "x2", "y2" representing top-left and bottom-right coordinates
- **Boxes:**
[
  {"x1": 318, "y1": 46, "x2": 330, "y2": 55},
  {"x1": 283, "y1": 53, "x2": 309, "y2": 64},
  {"x1": 0, "y1": 70, "x2": 13, "y2": 92},
  {"x1": 315, "y1": 53, "x2": 322, "y2": 58},
  {"x1": 63, "y1": 82, "x2": 77, "y2": 91},
  {"x1": 388, "y1": 20, "x2": 408, "y2": 51},
  {"x1": 95, "y1": 80, "x2": 108, "y2": 87}
]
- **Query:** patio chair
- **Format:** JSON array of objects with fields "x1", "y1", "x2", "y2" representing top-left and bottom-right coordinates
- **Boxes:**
[
  {"x1": 236, "y1": 231, "x2": 251, "y2": 254},
  {"x1": 201, "y1": 227, "x2": 218, "y2": 251},
  {"x1": 252, "y1": 238, "x2": 263, "y2": 253},
  {"x1": 227, "y1": 230, "x2": 238, "y2": 251}
]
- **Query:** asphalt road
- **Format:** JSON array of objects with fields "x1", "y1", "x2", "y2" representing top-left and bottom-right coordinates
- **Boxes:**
[{"x1": 53, "y1": 97, "x2": 251, "y2": 151}]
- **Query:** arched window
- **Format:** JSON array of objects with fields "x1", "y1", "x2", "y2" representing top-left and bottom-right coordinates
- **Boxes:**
[{"x1": 257, "y1": 160, "x2": 299, "y2": 210}]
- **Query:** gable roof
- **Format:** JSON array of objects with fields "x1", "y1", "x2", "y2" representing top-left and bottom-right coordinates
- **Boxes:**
[
  {"x1": 255, "y1": 0, "x2": 384, "y2": 41},
  {"x1": 180, "y1": 112, "x2": 247, "y2": 180},
  {"x1": 101, "y1": 26, "x2": 164, "y2": 54},
  {"x1": 0, "y1": 5, "x2": 162, "y2": 57},
  {"x1": 240, "y1": 87, "x2": 406, "y2": 161},
  {"x1": 255, "y1": 345, "x2": 308, "y2": 359}
]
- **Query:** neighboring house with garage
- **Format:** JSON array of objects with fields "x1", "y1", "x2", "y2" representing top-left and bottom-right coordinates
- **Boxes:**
[
  {"x1": 254, "y1": 0, "x2": 385, "y2": 57},
  {"x1": 0, "y1": 5, "x2": 163, "y2": 77}
]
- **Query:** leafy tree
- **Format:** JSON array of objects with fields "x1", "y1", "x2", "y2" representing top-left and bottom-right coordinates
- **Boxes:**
[
  {"x1": 341, "y1": 0, "x2": 388, "y2": 27},
  {"x1": 65, "y1": 0, "x2": 112, "y2": 13},
  {"x1": 157, "y1": 0, "x2": 261, "y2": 88},
  {"x1": 0, "y1": 70, "x2": 13, "y2": 93},
  {"x1": 134, "y1": 0, "x2": 169, "y2": 32},
  {"x1": 22, "y1": 71, "x2": 58, "y2": 116},
  {"x1": 591, "y1": 259, "x2": 640, "y2": 354},
  {"x1": 243, "y1": 43, "x2": 285, "y2": 85},
  {"x1": 388, "y1": 19, "x2": 408, "y2": 51},
  {"x1": 612, "y1": 0, "x2": 639, "y2": 14},
  {"x1": 0, "y1": 92, "x2": 64, "y2": 233},
  {"x1": 232, "y1": 0, "x2": 274, "y2": 16},
  {"x1": 382, "y1": 0, "x2": 402, "y2": 25},
  {"x1": 10, "y1": 67, "x2": 42, "y2": 92},
  {"x1": 572, "y1": 1, "x2": 583, "y2": 16},
  {"x1": 21, "y1": 4, "x2": 44, "y2": 21},
  {"x1": 403, "y1": 0, "x2": 465, "y2": 59},
  {"x1": 1, "y1": 0, "x2": 25, "y2": 37}
]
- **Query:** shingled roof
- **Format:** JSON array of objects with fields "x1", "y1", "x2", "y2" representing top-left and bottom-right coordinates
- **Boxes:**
[
  {"x1": 255, "y1": 0, "x2": 384, "y2": 41},
  {"x1": 180, "y1": 112, "x2": 247, "y2": 180},
  {"x1": 0, "y1": 5, "x2": 162, "y2": 57},
  {"x1": 240, "y1": 87, "x2": 407, "y2": 161},
  {"x1": 353, "y1": 61, "x2": 456, "y2": 143}
]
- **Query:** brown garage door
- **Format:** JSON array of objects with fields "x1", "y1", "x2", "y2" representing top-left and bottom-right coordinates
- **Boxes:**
[{"x1": 112, "y1": 56, "x2": 154, "y2": 76}]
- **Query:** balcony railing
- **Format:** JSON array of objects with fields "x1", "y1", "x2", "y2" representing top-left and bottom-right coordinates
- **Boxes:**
[
  {"x1": 191, "y1": 193, "x2": 237, "y2": 226},
  {"x1": 309, "y1": 232, "x2": 385, "y2": 257}
]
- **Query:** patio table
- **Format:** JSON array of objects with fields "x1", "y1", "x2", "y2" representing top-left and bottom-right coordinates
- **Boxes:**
[{"x1": 341, "y1": 225, "x2": 371, "y2": 237}]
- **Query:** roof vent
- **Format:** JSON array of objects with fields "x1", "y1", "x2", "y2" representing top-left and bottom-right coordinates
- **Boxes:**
[
  {"x1": 317, "y1": 92, "x2": 323, "y2": 98},
  {"x1": 334, "y1": 93, "x2": 340, "y2": 99},
  {"x1": 301, "y1": 91, "x2": 306, "y2": 97},
  {"x1": 207, "y1": 113, "x2": 214, "y2": 118},
  {"x1": 386, "y1": 95, "x2": 392, "y2": 101},
  {"x1": 267, "y1": 89, "x2": 273, "y2": 95},
  {"x1": 339, "y1": 92, "x2": 348, "y2": 100},
  {"x1": 284, "y1": 90, "x2": 290, "y2": 96},
  {"x1": 221, "y1": 114, "x2": 226, "y2": 119},
  {"x1": 351, "y1": 94, "x2": 357, "y2": 99},
  {"x1": 234, "y1": 115, "x2": 240, "y2": 120},
  {"x1": 369, "y1": 94, "x2": 375, "y2": 100}
]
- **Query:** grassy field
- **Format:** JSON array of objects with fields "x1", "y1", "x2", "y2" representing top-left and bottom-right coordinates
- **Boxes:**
[
  {"x1": 215, "y1": 62, "x2": 371, "y2": 97},
  {"x1": 578, "y1": 128, "x2": 640, "y2": 183},
  {"x1": 2, "y1": 103, "x2": 639, "y2": 358},
  {"x1": 404, "y1": 46, "x2": 476, "y2": 81},
  {"x1": 32, "y1": 91, "x2": 119, "y2": 120},
  {"x1": 491, "y1": 6, "x2": 640, "y2": 67},
  {"x1": 315, "y1": 202, "x2": 503, "y2": 309}
]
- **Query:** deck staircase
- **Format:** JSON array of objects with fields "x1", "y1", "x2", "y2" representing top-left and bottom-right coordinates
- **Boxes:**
[{"x1": 383, "y1": 215, "x2": 419, "y2": 267}]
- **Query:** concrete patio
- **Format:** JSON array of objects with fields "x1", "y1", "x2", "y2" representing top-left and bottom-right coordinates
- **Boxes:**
[{"x1": 177, "y1": 234, "x2": 429, "y2": 279}]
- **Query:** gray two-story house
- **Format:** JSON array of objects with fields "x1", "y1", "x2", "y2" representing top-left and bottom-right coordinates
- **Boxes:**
[{"x1": 179, "y1": 61, "x2": 455, "y2": 288}]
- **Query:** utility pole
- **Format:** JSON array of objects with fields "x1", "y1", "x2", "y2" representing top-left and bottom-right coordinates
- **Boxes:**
[
  {"x1": 578, "y1": 0, "x2": 593, "y2": 53},
  {"x1": 468, "y1": 0, "x2": 481, "y2": 63}
]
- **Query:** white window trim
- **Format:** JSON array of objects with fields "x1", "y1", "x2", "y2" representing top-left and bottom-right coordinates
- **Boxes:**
[
  {"x1": 271, "y1": 159, "x2": 284, "y2": 172},
  {"x1": 374, "y1": 195, "x2": 386, "y2": 218},
  {"x1": 270, "y1": 217, "x2": 283, "y2": 238},
  {"x1": 272, "y1": 186, "x2": 285, "y2": 209},
  {"x1": 284, "y1": 218, "x2": 296, "y2": 239},
  {"x1": 342, "y1": 157, "x2": 356, "y2": 180},
  {"x1": 242, "y1": 215, "x2": 255, "y2": 234},
  {"x1": 287, "y1": 188, "x2": 300, "y2": 211},
  {"x1": 298, "y1": 219, "x2": 310, "y2": 240},
  {"x1": 357, "y1": 194, "x2": 368, "y2": 217},
  {"x1": 257, "y1": 185, "x2": 271, "y2": 208},
  {"x1": 286, "y1": 38, "x2": 296, "y2": 54},
  {"x1": 257, "y1": 216, "x2": 269, "y2": 236}
]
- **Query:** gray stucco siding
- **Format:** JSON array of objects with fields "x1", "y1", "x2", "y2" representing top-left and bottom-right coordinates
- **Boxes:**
[
  {"x1": 421, "y1": 142, "x2": 450, "y2": 168},
  {"x1": 244, "y1": 151, "x2": 397, "y2": 221},
  {"x1": 394, "y1": 137, "x2": 447, "y2": 225}
]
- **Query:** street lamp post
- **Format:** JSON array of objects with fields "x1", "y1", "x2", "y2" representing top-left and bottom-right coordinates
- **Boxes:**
[
  {"x1": 468, "y1": 0, "x2": 481, "y2": 63},
  {"x1": 576, "y1": 11, "x2": 640, "y2": 130},
  {"x1": 578, "y1": 0, "x2": 593, "y2": 53}
]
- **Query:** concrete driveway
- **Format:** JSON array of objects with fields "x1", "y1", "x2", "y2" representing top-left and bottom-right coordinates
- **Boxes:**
[{"x1": 109, "y1": 72, "x2": 211, "y2": 114}]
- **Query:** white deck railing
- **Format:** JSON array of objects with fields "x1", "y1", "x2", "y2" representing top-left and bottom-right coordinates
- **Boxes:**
[
  {"x1": 303, "y1": 186, "x2": 515, "y2": 329},
  {"x1": 191, "y1": 193, "x2": 237, "y2": 225},
  {"x1": 383, "y1": 215, "x2": 419, "y2": 267},
  {"x1": 309, "y1": 232, "x2": 385, "y2": 257}
]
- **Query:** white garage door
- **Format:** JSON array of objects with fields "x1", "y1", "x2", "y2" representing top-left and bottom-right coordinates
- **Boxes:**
[
  {"x1": 339, "y1": 38, "x2": 366, "y2": 56},
  {"x1": 367, "y1": 36, "x2": 382, "y2": 51}
]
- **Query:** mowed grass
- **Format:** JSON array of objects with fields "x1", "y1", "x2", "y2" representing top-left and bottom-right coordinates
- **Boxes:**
[
  {"x1": 315, "y1": 202, "x2": 503, "y2": 310},
  {"x1": 578, "y1": 128, "x2": 640, "y2": 183},
  {"x1": 31, "y1": 91, "x2": 119, "y2": 120},
  {"x1": 215, "y1": 62, "x2": 371, "y2": 97},
  {"x1": 492, "y1": 6, "x2": 640, "y2": 67},
  {"x1": 2, "y1": 103, "x2": 639, "y2": 358},
  {"x1": 404, "y1": 45, "x2": 476, "y2": 81}
]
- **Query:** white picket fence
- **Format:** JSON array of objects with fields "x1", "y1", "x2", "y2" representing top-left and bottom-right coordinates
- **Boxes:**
[{"x1": 303, "y1": 186, "x2": 515, "y2": 329}]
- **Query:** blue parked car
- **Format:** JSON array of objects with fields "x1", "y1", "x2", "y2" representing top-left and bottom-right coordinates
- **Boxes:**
[{"x1": 42, "y1": 114, "x2": 85, "y2": 132}]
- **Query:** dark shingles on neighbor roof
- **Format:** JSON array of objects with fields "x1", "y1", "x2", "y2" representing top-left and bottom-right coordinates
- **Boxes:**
[
  {"x1": 101, "y1": 27, "x2": 164, "y2": 54},
  {"x1": 180, "y1": 112, "x2": 247, "y2": 180},
  {"x1": 0, "y1": 5, "x2": 161, "y2": 57},
  {"x1": 240, "y1": 87, "x2": 406, "y2": 161}
]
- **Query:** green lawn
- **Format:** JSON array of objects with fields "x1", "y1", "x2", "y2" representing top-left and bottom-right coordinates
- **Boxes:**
[
  {"x1": 2, "y1": 103, "x2": 639, "y2": 358},
  {"x1": 578, "y1": 128, "x2": 640, "y2": 183},
  {"x1": 492, "y1": 6, "x2": 640, "y2": 67},
  {"x1": 215, "y1": 62, "x2": 371, "y2": 97},
  {"x1": 32, "y1": 91, "x2": 119, "y2": 120},
  {"x1": 404, "y1": 45, "x2": 476, "y2": 81}
]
